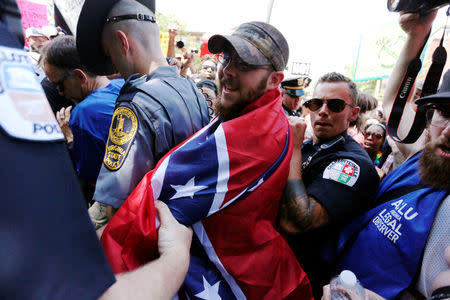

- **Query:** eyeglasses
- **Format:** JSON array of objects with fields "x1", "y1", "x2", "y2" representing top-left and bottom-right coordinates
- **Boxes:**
[
  {"x1": 425, "y1": 106, "x2": 450, "y2": 128},
  {"x1": 303, "y1": 98, "x2": 355, "y2": 113},
  {"x1": 364, "y1": 131, "x2": 384, "y2": 139},
  {"x1": 218, "y1": 52, "x2": 273, "y2": 72},
  {"x1": 55, "y1": 71, "x2": 73, "y2": 93},
  {"x1": 201, "y1": 64, "x2": 217, "y2": 72}
]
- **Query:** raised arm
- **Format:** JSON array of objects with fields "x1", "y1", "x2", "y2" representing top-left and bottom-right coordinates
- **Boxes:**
[
  {"x1": 382, "y1": 11, "x2": 437, "y2": 158},
  {"x1": 278, "y1": 116, "x2": 330, "y2": 234}
]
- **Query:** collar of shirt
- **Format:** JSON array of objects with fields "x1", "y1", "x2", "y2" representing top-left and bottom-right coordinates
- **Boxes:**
[
  {"x1": 302, "y1": 131, "x2": 347, "y2": 155},
  {"x1": 120, "y1": 66, "x2": 180, "y2": 94}
]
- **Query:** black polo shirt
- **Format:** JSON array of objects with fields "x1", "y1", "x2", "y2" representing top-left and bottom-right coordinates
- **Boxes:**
[{"x1": 288, "y1": 131, "x2": 379, "y2": 298}]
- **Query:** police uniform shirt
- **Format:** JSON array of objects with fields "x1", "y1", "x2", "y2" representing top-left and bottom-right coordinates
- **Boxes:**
[
  {"x1": 289, "y1": 131, "x2": 379, "y2": 297},
  {"x1": 94, "y1": 66, "x2": 209, "y2": 209},
  {"x1": 301, "y1": 132, "x2": 379, "y2": 220},
  {"x1": 0, "y1": 23, "x2": 115, "y2": 299}
]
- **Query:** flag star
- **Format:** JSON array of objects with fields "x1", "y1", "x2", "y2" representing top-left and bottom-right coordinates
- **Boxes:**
[
  {"x1": 194, "y1": 276, "x2": 221, "y2": 300},
  {"x1": 170, "y1": 176, "x2": 207, "y2": 200}
]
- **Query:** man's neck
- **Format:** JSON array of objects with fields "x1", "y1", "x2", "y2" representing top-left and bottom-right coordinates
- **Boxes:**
[
  {"x1": 313, "y1": 131, "x2": 346, "y2": 145},
  {"x1": 282, "y1": 102, "x2": 294, "y2": 112},
  {"x1": 146, "y1": 58, "x2": 169, "y2": 75},
  {"x1": 86, "y1": 76, "x2": 111, "y2": 96}
]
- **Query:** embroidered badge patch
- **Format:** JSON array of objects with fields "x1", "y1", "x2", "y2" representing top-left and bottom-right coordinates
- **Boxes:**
[
  {"x1": 323, "y1": 159, "x2": 360, "y2": 187},
  {"x1": 0, "y1": 46, "x2": 64, "y2": 142},
  {"x1": 104, "y1": 106, "x2": 138, "y2": 171}
]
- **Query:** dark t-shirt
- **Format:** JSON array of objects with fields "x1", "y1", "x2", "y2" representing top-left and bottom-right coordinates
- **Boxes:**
[
  {"x1": 288, "y1": 132, "x2": 379, "y2": 299},
  {"x1": 0, "y1": 22, "x2": 115, "y2": 300}
]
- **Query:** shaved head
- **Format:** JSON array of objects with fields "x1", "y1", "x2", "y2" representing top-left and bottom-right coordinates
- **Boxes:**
[
  {"x1": 104, "y1": 0, "x2": 159, "y2": 42},
  {"x1": 101, "y1": 0, "x2": 166, "y2": 78}
]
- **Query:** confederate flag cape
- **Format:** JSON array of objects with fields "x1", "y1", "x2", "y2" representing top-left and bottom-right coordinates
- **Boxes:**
[{"x1": 101, "y1": 88, "x2": 312, "y2": 299}]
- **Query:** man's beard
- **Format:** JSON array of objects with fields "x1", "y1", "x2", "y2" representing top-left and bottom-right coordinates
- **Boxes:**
[
  {"x1": 418, "y1": 133, "x2": 450, "y2": 190},
  {"x1": 214, "y1": 73, "x2": 269, "y2": 121}
]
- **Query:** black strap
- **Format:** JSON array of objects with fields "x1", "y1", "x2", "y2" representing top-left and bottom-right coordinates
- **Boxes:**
[
  {"x1": 387, "y1": 7, "x2": 449, "y2": 144},
  {"x1": 105, "y1": 14, "x2": 156, "y2": 24},
  {"x1": 376, "y1": 182, "x2": 428, "y2": 205}
]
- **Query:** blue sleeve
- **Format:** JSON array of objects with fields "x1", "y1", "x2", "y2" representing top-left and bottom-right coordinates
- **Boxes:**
[{"x1": 71, "y1": 124, "x2": 106, "y2": 183}]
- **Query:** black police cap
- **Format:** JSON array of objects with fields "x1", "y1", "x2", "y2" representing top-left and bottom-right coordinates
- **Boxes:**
[{"x1": 280, "y1": 77, "x2": 305, "y2": 97}]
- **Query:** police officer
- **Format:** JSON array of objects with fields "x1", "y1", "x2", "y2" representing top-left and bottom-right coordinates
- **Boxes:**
[
  {"x1": 76, "y1": 0, "x2": 209, "y2": 224},
  {"x1": 280, "y1": 76, "x2": 305, "y2": 117},
  {"x1": 0, "y1": 0, "x2": 193, "y2": 298},
  {"x1": 278, "y1": 72, "x2": 379, "y2": 298}
]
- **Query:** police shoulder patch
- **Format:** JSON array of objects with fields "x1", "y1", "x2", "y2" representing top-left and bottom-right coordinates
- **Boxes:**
[
  {"x1": 103, "y1": 106, "x2": 138, "y2": 171},
  {"x1": 323, "y1": 159, "x2": 360, "y2": 187}
]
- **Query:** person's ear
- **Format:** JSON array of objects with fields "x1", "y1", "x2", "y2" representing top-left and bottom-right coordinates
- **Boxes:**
[
  {"x1": 349, "y1": 106, "x2": 360, "y2": 123},
  {"x1": 73, "y1": 69, "x2": 88, "y2": 84},
  {"x1": 267, "y1": 71, "x2": 284, "y2": 90},
  {"x1": 115, "y1": 30, "x2": 130, "y2": 54}
]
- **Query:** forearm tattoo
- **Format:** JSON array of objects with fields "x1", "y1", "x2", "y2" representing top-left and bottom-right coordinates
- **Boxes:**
[{"x1": 280, "y1": 179, "x2": 330, "y2": 234}]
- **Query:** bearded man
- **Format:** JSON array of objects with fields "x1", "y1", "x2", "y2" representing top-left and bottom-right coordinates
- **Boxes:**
[
  {"x1": 100, "y1": 21, "x2": 313, "y2": 299},
  {"x1": 334, "y1": 10, "x2": 450, "y2": 300}
]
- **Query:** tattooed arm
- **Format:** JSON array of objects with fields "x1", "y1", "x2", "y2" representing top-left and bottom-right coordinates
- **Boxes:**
[
  {"x1": 279, "y1": 116, "x2": 330, "y2": 234},
  {"x1": 279, "y1": 180, "x2": 330, "y2": 234}
]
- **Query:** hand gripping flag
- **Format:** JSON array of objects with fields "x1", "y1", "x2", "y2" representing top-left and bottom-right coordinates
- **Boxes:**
[{"x1": 101, "y1": 89, "x2": 312, "y2": 299}]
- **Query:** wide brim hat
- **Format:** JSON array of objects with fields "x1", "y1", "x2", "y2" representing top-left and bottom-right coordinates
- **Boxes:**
[
  {"x1": 76, "y1": 0, "x2": 120, "y2": 75},
  {"x1": 208, "y1": 21, "x2": 289, "y2": 72},
  {"x1": 76, "y1": 0, "x2": 156, "y2": 75},
  {"x1": 415, "y1": 68, "x2": 450, "y2": 106}
]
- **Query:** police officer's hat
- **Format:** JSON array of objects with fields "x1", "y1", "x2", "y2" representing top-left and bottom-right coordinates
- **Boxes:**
[
  {"x1": 280, "y1": 77, "x2": 305, "y2": 97},
  {"x1": 76, "y1": 0, "x2": 155, "y2": 75}
]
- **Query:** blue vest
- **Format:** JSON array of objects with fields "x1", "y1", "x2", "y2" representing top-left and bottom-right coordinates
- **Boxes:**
[{"x1": 335, "y1": 152, "x2": 447, "y2": 299}]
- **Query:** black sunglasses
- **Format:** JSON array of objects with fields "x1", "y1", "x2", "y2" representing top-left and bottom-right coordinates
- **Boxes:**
[
  {"x1": 201, "y1": 64, "x2": 217, "y2": 72},
  {"x1": 304, "y1": 98, "x2": 355, "y2": 113},
  {"x1": 218, "y1": 52, "x2": 273, "y2": 72},
  {"x1": 55, "y1": 71, "x2": 73, "y2": 93}
]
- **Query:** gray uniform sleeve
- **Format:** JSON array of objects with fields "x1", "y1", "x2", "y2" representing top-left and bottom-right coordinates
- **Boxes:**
[{"x1": 93, "y1": 98, "x2": 159, "y2": 208}]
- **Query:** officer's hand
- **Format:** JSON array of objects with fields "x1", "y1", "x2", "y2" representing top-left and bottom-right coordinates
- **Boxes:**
[
  {"x1": 156, "y1": 200, "x2": 192, "y2": 259},
  {"x1": 399, "y1": 10, "x2": 437, "y2": 37},
  {"x1": 56, "y1": 106, "x2": 73, "y2": 144},
  {"x1": 288, "y1": 116, "x2": 307, "y2": 148}
]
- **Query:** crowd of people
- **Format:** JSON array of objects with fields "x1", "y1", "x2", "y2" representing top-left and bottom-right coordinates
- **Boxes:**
[{"x1": 0, "y1": 0, "x2": 449, "y2": 299}]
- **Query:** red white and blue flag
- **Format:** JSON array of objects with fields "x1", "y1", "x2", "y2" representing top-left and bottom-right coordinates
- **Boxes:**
[{"x1": 101, "y1": 89, "x2": 312, "y2": 299}]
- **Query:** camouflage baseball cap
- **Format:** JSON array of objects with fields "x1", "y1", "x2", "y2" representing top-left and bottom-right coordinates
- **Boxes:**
[{"x1": 208, "y1": 21, "x2": 289, "y2": 71}]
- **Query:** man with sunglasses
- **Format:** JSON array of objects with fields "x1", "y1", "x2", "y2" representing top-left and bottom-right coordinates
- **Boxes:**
[
  {"x1": 196, "y1": 54, "x2": 218, "y2": 81},
  {"x1": 334, "y1": 10, "x2": 450, "y2": 299},
  {"x1": 278, "y1": 72, "x2": 379, "y2": 298},
  {"x1": 43, "y1": 36, "x2": 124, "y2": 193}
]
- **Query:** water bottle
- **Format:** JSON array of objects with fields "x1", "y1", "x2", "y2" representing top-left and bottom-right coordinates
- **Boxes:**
[{"x1": 330, "y1": 270, "x2": 365, "y2": 300}]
